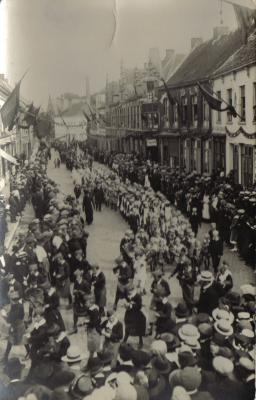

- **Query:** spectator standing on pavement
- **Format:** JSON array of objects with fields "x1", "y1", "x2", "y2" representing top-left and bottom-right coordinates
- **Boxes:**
[{"x1": 94, "y1": 182, "x2": 104, "y2": 212}]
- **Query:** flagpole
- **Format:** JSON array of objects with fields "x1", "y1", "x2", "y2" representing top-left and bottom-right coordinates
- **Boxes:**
[{"x1": 197, "y1": 81, "x2": 244, "y2": 120}]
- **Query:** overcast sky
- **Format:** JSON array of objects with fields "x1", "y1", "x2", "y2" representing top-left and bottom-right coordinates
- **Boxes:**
[{"x1": 0, "y1": 0, "x2": 238, "y2": 108}]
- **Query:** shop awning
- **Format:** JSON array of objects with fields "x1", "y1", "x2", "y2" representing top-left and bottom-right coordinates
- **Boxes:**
[{"x1": 0, "y1": 148, "x2": 18, "y2": 165}]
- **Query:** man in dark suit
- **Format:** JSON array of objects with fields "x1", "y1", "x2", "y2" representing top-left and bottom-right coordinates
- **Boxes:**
[
  {"x1": 4, "y1": 358, "x2": 29, "y2": 400},
  {"x1": 197, "y1": 271, "x2": 220, "y2": 315}
]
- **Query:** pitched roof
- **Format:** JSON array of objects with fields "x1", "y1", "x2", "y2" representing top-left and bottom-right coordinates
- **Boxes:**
[
  {"x1": 213, "y1": 30, "x2": 256, "y2": 76},
  {"x1": 167, "y1": 29, "x2": 244, "y2": 87},
  {"x1": 61, "y1": 102, "x2": 90, "y2": 117}
]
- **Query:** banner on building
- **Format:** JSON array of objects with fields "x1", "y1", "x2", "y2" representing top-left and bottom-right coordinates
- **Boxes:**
[{"x1": 0, "y1": 81, "x2": 21, "y2": 130}]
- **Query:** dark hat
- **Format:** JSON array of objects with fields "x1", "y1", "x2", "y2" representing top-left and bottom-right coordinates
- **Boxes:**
[
  {"x1": 69, "y1": 374, "x2": 93, "y2": 399},
  {"x1": 159, "y1": 333, "x2": 180, "y2": 352},
  {"x1": 82, "y1": 357, "x2": 104, "y2": 376},
  {"x1": 178, "y1": 350, "x2": 197, "y2": 368},
  {"x1": 50, "y1": 389, "x2": 71, "y2": 400},
  {"x1": 119, "y1": 343, "x2": 134, "y2": 361},
  {"x1": 198, "y1": 323, "x2": 213, "y2": 340},
  {"x1": 147, "y1": 369, "x2": 166, "y2": 398},
  {"x1": 193, "y1": 313, "x2": 211, "y2": 326},
  {"x1": 151, "y1": 354, "x2": 172, "y2": 375},
  {"x1": 171, "y1": 366, "x2": 202, "y2": 392},
  {"x1": 131, "y1": 349, "x2": 152, "y2": 368},
  {"x1": 225, "y1": 291, "x2": 241, "y2": 307},
  {"x1": 4, "y1": 358, "x2": 24, "y2": 377},
  {"x1": 97, "y1": 350, "x2": 113, "y2": 366},
  {"x1": 175, "y1": 302, "x2": 190, "y2": 318}
]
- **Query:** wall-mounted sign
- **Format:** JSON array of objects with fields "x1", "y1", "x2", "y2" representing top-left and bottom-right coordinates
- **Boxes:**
[{"x1": 146, "y1": 139, "x2": 157, "y2": 147}]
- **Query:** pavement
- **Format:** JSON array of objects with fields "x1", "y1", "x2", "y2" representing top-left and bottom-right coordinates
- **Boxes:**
[{"x1": 2, "y1": 151, "x2": 255, "y2": 360}]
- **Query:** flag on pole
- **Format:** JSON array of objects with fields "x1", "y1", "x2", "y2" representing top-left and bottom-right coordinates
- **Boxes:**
[
  {"x1": 82, "y1": 110, "x2": 91, "y2": 123},
  {"x1": 35, "y1": 113, "x2": 51, "y2": 139},
  {"x1": 0, "y1": 81, "x2": 21, "y2": 130},
  {"x1": 23, "y1": 103, "x2": 40, "y2": 127},
  {"x1": 197, "y1": 82, "x2": 237, "y2": 117},
  {"x1": 161, "y1": 78, "x2": 176, "y2": 106}
]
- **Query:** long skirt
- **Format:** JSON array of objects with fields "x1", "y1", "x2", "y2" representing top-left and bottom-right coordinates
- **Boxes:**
[{"x1": 124, "y1": 309, "x2": 146, "y2": 337}]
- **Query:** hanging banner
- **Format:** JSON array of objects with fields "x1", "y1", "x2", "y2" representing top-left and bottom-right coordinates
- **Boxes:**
[{"x1": 0, "y1": 148, "x2": 18, "y2": 164}]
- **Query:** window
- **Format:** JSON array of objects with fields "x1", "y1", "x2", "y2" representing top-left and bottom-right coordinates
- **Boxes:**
[
  {"x1": 203, "y1": 98, "x2": 209, "y2": 121},
  {"x1": 163, "y1": 97, "x2": 168, "y2": 117},
  {"x1": 241, "y1": 145, "x2": 253, "y2": 187},
  {"x1": 191, "y1": 95, "x2": 198, "y2": 124},
  {"x1": 227, "y1": 89, "x2": 233, "y2": 122},
  {"x1": 253, "y1": 82, "x2": 256, "y2": 122},
  {"x1": 181, "y1": 96, "x2": 188, "y2": 125},
  {"x1": 240, "y1": 85, "x2": 246, "y2": 122},
  {"x1": 217, "y1": 91, "x2": 221, "y2": 122},
  {"x1": 174, "y1": 104, "x2": 178, "y2": 123}
]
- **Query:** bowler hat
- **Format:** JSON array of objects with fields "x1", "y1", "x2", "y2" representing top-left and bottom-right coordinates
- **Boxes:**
[
  {"x1": 175, "y1": 302, "x2": 190, "y2": 318},
  {"x1": 151, "y1": 354, "x2": 172, "y2": 375}
]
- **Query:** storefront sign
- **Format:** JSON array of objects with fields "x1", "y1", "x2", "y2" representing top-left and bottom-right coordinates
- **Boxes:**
[{"x1": 146, "y1": 139, "x2": 157, "y2": 147}]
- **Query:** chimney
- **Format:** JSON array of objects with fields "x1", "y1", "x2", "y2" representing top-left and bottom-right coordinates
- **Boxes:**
[
  {"x1": 165, "y1": 49, "x2": 175, "y2": 58},
  {"x1": 191, "y1": 37, "x2": 203, "y2": 50},
  {"x1": 213, "y1": 26, "x2": 229, "y2": 39}
]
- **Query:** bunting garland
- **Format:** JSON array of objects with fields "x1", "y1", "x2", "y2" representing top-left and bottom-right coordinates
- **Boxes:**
[
  {"x1": 54, "y1": 120, "x2": 86, "y2": 128},
  {"x1": 225, "y1": 125, "x2": 256, "y2": 139}
]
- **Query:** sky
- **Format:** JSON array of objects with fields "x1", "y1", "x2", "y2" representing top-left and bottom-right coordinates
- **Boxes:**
[{"x1": 0, "y1": 0, "x2": 239, "y2": 108}]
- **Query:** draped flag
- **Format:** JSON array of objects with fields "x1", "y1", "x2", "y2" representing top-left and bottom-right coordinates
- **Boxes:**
[
  {"x1": 0, "y1": 81, "x2": 21, "y2": 130},
  {"x1": 83, "y1": 110, "x2": 91, "y2": 123},
  {"x1": 197, "y1": 82, "x2": 237, "y2": 118},
  {"x1": 161, "y1": 78, "x2": 176, "y2": 106},
  {"x1": 23, "y1": 103, "x2": 40, "y2": 127},
  {"x1": 35, "y1": 113, "x2": 51, "y2": 139}
]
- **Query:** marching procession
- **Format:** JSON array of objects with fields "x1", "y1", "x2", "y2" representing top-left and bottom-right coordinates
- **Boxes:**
[
  {"x1": 0, "y1": 139, "x2": 254, "y2": 400},
  {"x1": 0, "y1": 0, "x2": 256, "y2": 399}
]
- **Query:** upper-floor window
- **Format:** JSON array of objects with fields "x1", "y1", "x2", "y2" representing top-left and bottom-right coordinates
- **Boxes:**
[
  {"x1": 163, "y1": 97, "x2": 168, "y2": 118},
  {"x1": 181, "y1": 96, "x2": 188, "y2": 126},
  {"x1": 217, "y1": 91, "x2": 221, "y2": 122},
  {"x1": 227, "y1": 89, "x2": 233, "y2": 122},
  {"x1": 240, "y1": 85, "x2": 246, "y2": 122},
  {"x1": 191, "y1": 95, "x2": 198, "y2": 124},
  {"x1": 253, "y1": 82, "x2": 256, "y2": 122},
  {"x1": 203, "y1": 98, "x2": 209, "y2": 121}
]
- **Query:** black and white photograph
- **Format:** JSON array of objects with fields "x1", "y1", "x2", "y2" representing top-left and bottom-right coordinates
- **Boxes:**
[{"x1": 0, "y1": 0, "x2": 255, "y2": 399}]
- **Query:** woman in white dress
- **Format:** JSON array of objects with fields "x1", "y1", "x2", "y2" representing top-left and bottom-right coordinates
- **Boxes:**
[{"x1": 202, "y1": 193, "x2": 210, "y2": 221}]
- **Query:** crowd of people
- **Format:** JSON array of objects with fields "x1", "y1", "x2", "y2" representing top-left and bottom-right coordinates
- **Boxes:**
[{"x1": 0, "y1": 140, "x2": 254, "y2": 400}]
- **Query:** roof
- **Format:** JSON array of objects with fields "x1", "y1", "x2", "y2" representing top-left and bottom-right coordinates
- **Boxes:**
[
  {"x1": 213, "y1": 30, "x2": 256, "y2": 76},
  {"x1": 61, "y1": 102, "x2": 90, "y2": 117},
  {"x1": 167, "y1": 29, "x2": 244, "y2": 87}
]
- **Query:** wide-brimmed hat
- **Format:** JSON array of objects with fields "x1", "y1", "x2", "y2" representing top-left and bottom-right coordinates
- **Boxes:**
[
  {"x1": 240, "y1": 284, "x2": 255, "y2": 297},
  {"x1": 198, "y1": 270, "x2": 214, "y2": 282},
  {"x1": 214, "y1": 319, "x2": 233, "y2": 337},
  {"x1": 212, "y1": 308, "x2": 234, "y2": 324},
  {"x1": 150, "y1": 340, "x2": 168, "y2": 356},
  {"x1": 175, "y1": 302, "x2": 190, "y2": 318},
  {"x1": 62, "y1": 346, "x2": 89, "y2": 363},
  {"x1": 68, "y1": 374, "x2": 93, "y2": 399},
  {"x1": 212, "y1": 356, "x2": 234, "y2": 375},
  {"x1": 178, "y1": 324, "x2": 200, "y2": 341},
  {"x1": 151, "y1": 355, "x2": 172, "y2": 375}
]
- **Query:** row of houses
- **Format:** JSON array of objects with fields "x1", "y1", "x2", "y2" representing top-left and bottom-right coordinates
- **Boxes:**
[
  {"x1": 89, "y1": 22, "x2": 256, "y2": 187},
  {"x1": 0, "y1": 74, "x2": 36, "y2": 191}
]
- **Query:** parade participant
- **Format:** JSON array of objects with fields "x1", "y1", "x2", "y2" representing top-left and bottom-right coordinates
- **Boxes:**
[
  {"x1": 83, "y1": 190, "x2": 94, "y2": 225},
  {"x1": 86, "y1": 298, "x2": 102, "y2": 358},
  {"x1": 215, "y1": 261, "x2": 233, "y2": 296},
  {"x1": 209, "y1": 230, "x2": 223, "y2": 274},
  {"x1": 123, "y1": 285, "x2": 146, "y2": 349},
  {"x1": 2, "y1": 291, "x2": 28, "y2": 363},
  {"x1": 101, "y1": 309, "x2": 124, "y2": 368},
  {"x1": 91, "y1": 263, "x2": 106, "y2": 315},
  {"x1": 113, "y1": 259, "x2": 133, "y2": 310},
  {"x1": 71, "y1": 267, "x2": 91, "y2": 334},
  {"x1": 197, "y1": 271, "x2": 220, "y2": 315},
  {"x1": 94, "y1": 182, "x2": 104, "y2": 211}
]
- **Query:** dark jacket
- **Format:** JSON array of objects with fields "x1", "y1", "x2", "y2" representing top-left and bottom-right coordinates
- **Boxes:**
[{"x1": 197, "y1": 283, "x2": 220, "y2": 314}]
